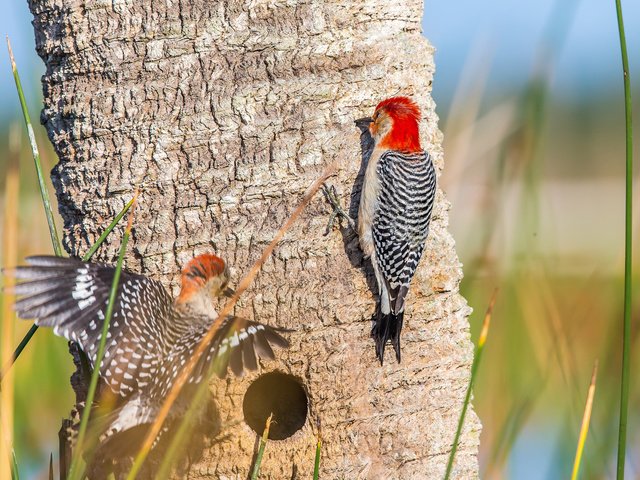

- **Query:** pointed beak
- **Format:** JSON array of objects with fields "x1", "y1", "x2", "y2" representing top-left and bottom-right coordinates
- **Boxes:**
[
  {"x1": 354, "y1": 117, "x2": 373, "y2": 130},
  {"x1": 222, "y1": 287, "x2": 236, "y2": 298}
]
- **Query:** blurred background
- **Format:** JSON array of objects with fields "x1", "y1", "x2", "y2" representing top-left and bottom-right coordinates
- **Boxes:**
[{"x1": 1, "y1": 0, "x2": 639, "y2": 478}]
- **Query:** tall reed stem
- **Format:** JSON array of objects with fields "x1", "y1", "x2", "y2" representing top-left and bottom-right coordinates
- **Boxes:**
[
  {"x1": 5, "y1": 37, "x2": 63, "y2": 377},
  {"x1": 313, "y1": 420, "x2": 322, "y2": 480},
  {"x1": 250, "y1": 414, "x2": 273, "y2": 480},
  {"x1": 614, "y1": 0, "x2": 633, "y2": 477}
]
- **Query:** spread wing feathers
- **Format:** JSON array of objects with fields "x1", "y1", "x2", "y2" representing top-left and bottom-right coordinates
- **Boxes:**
[
  {"x1": 372, "y1": 150, "x2": 436, "y2": 314},
  {"x1": 8, "y1": 255, "x2": 173, "y2": 397},
  {"x1": 7, "y1": 256, "x2": 290, "y2": 400},
  {"x1": 167, "y1": 317, "x2": 290, "y2": 392}
]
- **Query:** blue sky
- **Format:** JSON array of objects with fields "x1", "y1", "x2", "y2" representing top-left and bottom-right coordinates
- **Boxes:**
[
  {"x1": 1, "y1": 0, "x2": 639, "y2": 118},
  {"x1": 424, "y1": 0, "x2": 640, "y2": 105}
]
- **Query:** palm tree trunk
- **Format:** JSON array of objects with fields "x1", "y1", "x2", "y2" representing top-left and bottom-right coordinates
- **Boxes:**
[{"x1": 29, "y1": 0, "x2": 480, "y2": 478}]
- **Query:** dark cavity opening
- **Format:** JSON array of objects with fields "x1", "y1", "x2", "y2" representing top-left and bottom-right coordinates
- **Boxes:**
[{"x1": 242, "y1": 372, "x2": 308, "y2": 440}]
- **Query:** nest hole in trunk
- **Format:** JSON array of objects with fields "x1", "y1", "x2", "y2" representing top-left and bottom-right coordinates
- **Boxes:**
[{"x1": 242, "y1": 371, "x2": 308, "y2": 440}]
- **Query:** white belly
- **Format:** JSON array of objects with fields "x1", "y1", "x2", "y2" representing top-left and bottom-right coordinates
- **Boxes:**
[{"x1": 358, "y1": 148, "x2": 383, "y2": 258}]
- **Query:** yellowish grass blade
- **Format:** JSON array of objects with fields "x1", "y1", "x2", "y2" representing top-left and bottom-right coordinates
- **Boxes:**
[
  {"x1": 250, "y1": 413, "x2": 273, "y2": 480},
  {"x1": 1, "y1": 124, "x2": 21, "y2": 480},
  {"x1": 154, "y1": 367, "x2": 212, "y2": 479},
  {"x1": 571, "y1": 361, "x2": 598, "y2": 480}
]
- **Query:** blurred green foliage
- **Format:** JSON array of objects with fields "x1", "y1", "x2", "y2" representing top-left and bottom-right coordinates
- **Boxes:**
[{"x1": 1, "y1": 120, "x2": 75, "y2": 478}]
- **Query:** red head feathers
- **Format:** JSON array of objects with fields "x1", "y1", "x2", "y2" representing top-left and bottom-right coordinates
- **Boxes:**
[
  {"x1": 371, "y1": 96, "x2": 422, "y2": 153},
  {"x1": 178, "y1": 253, "x2": 228, "y2": 302}
]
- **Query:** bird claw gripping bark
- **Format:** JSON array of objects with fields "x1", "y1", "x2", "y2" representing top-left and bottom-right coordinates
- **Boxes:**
[{"x1": 322, "y1": 184, "x2": 356, "y2": 235}]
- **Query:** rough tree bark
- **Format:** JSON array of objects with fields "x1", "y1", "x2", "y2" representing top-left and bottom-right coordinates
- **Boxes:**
[{"x1": 29, "y1": 0, "x2": 480, "y2": 478}]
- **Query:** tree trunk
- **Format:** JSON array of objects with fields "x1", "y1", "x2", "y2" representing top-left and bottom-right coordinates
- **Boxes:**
[{"x1": 29, "y1": 0, "x2": 480, "y2": 478}]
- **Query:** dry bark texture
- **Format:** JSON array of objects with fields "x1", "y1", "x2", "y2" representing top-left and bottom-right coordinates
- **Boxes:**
[{"x1": 29, "y1": 0, "x2": 480, "y2": 478}]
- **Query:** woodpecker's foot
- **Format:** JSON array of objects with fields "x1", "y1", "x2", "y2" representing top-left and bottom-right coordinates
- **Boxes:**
[{"x1": 322, "y1": 184, "x2": 356, "y2": 235}]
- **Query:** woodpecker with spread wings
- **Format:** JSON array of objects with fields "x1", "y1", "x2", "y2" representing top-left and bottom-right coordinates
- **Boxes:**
[{"x1": 5, "y1": 253, "x2": 288, "y2": 445}]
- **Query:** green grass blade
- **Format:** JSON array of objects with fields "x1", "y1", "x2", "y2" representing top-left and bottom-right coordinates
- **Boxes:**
[
  {"x1": 3, "y1": 36, "x2": 62, "y2": 384},
  {"x1": 614, "y1": 0, "x2": 633, "y2": 478},
  {"x1": 313, "y1": 420, "x2": 322, "y2": 480},
  {"x1": 10, "y1": 449, "x2": 19, "y2": 480},
  {"x1": 0, "y1": 326, "x2": 37, "y2": 383},
  {"x1": 82, "y1": 195, "x2": 138, "y2": 262},
  {"x1": 6, "y1": 36, "x2": 61, "y2": 257},
  {"x1": 571, "y1": 361, "x2": 598, "y2": 480},
  {"x1": 444, "y1": 290, "x2": 496, "y2": 480},
  {"x1": 49, "y1": 453, "x2": 53, "y2": 480},
  {"x1": 67, "y1": 198, "x2": 137, "y2": 480},
  {"x1": 250, "y1": 413, "x2": 273, "y2": 480}
]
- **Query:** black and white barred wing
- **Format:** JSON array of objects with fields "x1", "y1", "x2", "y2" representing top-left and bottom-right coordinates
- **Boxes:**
[
  {"x1": 148, "y1": 317, "x2": 289, "y2": 398},
  {"x1": 206, "y1": 317, "x2": 289, "y2": 378},
  {"x1": 182, "y1": 316, "x2": 289, "y2": 382},
  {"x1": 8, "y1": 256, "x2": 171, "y2": 397},
  {"x1": 372, "y1": 150, "x2": 437, "y2": 314}
]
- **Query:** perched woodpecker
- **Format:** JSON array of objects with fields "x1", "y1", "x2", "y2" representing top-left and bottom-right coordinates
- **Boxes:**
[
  {"x1": 325, "y1": 96, "x2": 436, "y2": 364},
  {"x1": 5, "y1": 253, "x2": 288, "y2": 445}
]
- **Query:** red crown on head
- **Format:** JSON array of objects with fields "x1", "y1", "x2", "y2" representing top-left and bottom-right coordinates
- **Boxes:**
[
  {"x1": 375, "y1": 96, "x2": 422, "y2": 153},
  {"x1": 178, "y1": 253, "x2": 226, "y2": 302}
]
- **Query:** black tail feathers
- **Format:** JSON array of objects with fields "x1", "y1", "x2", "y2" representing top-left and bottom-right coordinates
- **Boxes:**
[{"x1": 371, "y1": 309, "x2": 404, "y2": 365}]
